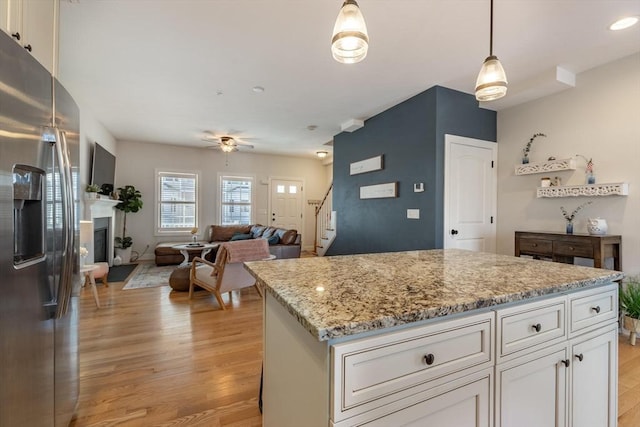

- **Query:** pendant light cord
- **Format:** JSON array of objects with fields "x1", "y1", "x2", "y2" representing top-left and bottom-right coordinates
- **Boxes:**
[{"x1": 489, "y1": 0, "x2": 494, "y2": 56}]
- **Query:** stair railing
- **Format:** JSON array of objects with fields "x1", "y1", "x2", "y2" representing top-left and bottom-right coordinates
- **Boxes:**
[{"x1": 314, "y1": 182, "x2": 333, "y2": 255}]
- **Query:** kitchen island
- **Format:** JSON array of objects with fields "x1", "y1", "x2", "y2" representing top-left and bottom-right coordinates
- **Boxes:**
[{"x1": 245, "y1": 249, "x2": 623, "y2": 427}]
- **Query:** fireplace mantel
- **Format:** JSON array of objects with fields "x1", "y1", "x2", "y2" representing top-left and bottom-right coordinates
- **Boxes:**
[{"x1": 84, "y1": 197, "x2": 121, "y2": 266}]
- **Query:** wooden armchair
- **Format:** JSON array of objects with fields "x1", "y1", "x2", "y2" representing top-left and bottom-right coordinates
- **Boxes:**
[{"x1": 189, "y1": 239, "x2": 272, "y2": 310}]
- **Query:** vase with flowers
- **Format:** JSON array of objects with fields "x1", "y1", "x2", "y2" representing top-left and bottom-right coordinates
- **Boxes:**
[
  {"x1": 576, "y1": 154, "x2": 595, "y2": 184},
  {"x1": 560, "y1": 201, "x2": 592, "y2": 234},
  {"x1": 522, "y1": 132, "x2": 546, "y2": 164}
]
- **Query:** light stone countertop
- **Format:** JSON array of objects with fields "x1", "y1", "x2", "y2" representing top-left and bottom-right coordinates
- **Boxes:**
[{"x1": 245, "y1": 249, "x2": 623, "y2": 341}]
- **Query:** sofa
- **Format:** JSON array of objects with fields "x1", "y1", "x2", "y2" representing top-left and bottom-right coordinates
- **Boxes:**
[{"x1": 154, "y1": 224, "x2": 301, "y2": 266}]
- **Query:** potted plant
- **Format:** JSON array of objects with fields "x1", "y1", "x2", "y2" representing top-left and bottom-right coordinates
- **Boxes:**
[
  {"x1": 114, "y1": 185, "x2": 143, "y2": 264},
  {"x1": 620, "y1": 276, "x2": 640, "y2": 345},
  {"x1": 85, "y1": 184, "x2": 100, "y2": 199}
]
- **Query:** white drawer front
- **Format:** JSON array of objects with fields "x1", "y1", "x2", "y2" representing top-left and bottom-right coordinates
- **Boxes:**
[
  {"x1": 569, "y1": 284, "x2": 618, "y2": 337},
  {"x1": 497, "y1": 296, "x2": 566, "y2": 361},
  {"x1": 332, "y1": 312, "x2": 493, "y2": 422},
  {"x1": 332, "y1": 368, "x2": 493, "y2": 427}
]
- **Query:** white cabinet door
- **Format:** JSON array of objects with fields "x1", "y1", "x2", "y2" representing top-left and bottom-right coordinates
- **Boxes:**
[
  {"x1": 0, "y1": 0, "x2": 21, "y2": 37},
  {"x1": 1, "y1": 0, "x2": 56, "y2": 73},
  {"x1": 21, "y1": 0, "x2": 56, "y2": 73},
  {"x1": 356, "y1": 371, "x2": 492, "y2": 427},
  {"x1": 496, "y1": 345, "x2": 568, "y2": 427},
  {"x1": 570, "y1": 326, "x2": 617, "y2": 427}
]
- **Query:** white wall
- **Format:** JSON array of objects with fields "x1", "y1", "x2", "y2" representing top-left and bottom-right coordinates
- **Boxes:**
[
  {"x1": 497, "y1": 53, "x2": 640, "y2": 275},
  {"x1": 115, "y1": 140, "x2": 330, "y2": 260},
  {"x1": 78, "y1": 106, "x2": 117, "y2": 200}
]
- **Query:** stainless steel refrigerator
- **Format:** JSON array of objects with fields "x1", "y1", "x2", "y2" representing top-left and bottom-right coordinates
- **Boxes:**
[{"x1": 0, "y1": 30, "x2": 79, "y2": 427}]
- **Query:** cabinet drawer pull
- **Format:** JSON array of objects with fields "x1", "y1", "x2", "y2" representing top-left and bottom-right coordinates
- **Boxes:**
[
  {"x1": 591, "y1": 306, "x2": 601, "y2": 314},
  {"x1": 561, "y1": 359, "x2": 570, "y2": 367},
  {"x1": 423, "y1": 354, "x2": 435, "y2": 366},
  {"x1": 575, "y1": 353, "x2": 584, "y2": 362},
  {"x1": 532, "y1": 243, "x2": 537, "y2": 247},
  {"x1": 24, "y1": 44, "x2": 32, "y2": 52},
  {"x1": 569, "y1": 246, "x2": 575, "y2": 251},
  {"x1": 11, "y1": 32, "x2": 21, "y2": 41},
  {"x1": 532, "y1": 323, "x2": 542, "y2": 333}
]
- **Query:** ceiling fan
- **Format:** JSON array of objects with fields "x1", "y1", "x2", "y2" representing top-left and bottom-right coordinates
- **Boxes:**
[{"x1": 202, "y1": 132, "x2": 255, "y2": 153}]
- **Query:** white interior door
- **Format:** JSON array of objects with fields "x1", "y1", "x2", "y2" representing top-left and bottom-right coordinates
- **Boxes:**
[
  {"x1": 270, "y1": 179, "x2": 303, "y2": 231},
  {"x1": 444, "y1": 134, "x2": 497, "y2": 252}
]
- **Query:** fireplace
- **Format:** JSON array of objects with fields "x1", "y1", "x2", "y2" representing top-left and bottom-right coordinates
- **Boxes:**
[
  {"x1": 84, "y1": 197, "x2": 120, "y2": 266},
  {"x1": 93, "y1": 217, "x2": 109, "y2": 262}
]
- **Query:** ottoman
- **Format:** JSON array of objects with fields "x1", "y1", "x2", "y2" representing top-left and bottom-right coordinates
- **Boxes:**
[{"x1": 168, "y1": 265, "x2": 202, "y2": 292}]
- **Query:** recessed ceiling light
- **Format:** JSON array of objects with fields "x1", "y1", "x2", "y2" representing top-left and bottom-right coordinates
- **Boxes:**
[
  {"x1": 609, "y1": 16, "x2": 639, "y2": 31},
  {"x1": 252, "y1": 86, "x2": 265, "y2": 93}
]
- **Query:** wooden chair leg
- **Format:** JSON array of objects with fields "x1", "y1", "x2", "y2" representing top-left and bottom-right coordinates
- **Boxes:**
[
  {"x1": 102, "y1": 276, "x2": 109, "y2": 287},
  {"x1": 214, "y1": 291, "x2": 227, "y2": 310},
  {"x1": 189, "y1": 280, "x2": 194, "y2": 299},
  {"x1": 254, "y1": 284, "x2": 263, "y2": 298}
]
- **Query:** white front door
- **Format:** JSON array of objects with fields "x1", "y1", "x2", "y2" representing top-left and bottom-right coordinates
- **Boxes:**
[
  {"x1": 444, "y1": 134, "x2": 497, "y2": 252},
  {"x1": 270, "y1": 179, "x2": 303, "y2": 232}
]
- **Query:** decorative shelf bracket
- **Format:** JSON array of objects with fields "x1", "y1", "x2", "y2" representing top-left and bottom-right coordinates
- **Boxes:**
[
  {"x1": 515, "y1": 158, "x2": 576, "y2": 175},
  {"x1": 536, "y1": 182, "x2": 629, "y2": 198}
]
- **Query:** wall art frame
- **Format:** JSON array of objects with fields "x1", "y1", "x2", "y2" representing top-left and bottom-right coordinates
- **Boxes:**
[
  {"x1": 360, "y1": 182, "x2": 398, "y2": 199},
  {"x1": 350, "y1": 155, "x2": 384, "y2": 175}
]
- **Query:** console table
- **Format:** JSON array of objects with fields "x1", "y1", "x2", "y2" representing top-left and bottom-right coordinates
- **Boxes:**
[{"x1": 515, "y1": 231, "x2": 622, "y2": 271}]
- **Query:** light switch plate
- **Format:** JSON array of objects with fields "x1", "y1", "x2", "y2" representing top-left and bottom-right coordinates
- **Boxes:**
[{"x1": 407, "y1": 209, "x2": 420, "y2": 219}]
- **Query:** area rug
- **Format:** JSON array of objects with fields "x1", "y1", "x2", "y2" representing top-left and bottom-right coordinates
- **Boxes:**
[
  {"x1": 107, "y1": 263, "x2": 138, "y2": 282},
  {"x1": 122, "y1": 263, "x2": 177, "y2": 290}
]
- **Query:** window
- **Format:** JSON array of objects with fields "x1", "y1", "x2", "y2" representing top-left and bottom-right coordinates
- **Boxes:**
[
  {"x1": 220, "y1": 175, "x2": 253, "y2": 225},
  {"x1": 157, "y1": 171, "x2": 198, "y2": 233}
]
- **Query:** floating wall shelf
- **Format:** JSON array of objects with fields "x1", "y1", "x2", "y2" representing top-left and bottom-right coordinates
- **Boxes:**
[
  {"x1": 536, "y1": 182, "x2": 629, "y2": 198},
  {"x1": 515, "y1": 158, "x2": 576, "y2": 175}
]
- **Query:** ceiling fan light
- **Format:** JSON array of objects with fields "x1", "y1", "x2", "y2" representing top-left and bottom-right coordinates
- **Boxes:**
[
  {"x1": 331, "y1": 0, "x2": 369, "y2": 64},
  {"x1": 221, "y1": 144, "x2": 235, "y2": 153},
  {"x1": 475, "y1": 56, "x2": 508, "y2": 101}
]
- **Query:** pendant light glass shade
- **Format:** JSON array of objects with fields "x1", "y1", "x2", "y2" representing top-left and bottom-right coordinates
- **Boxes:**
[
  {"x1": 475, "y1": 55, "x2": 508, "y2": 101},
  {"x1": 331, "y1": 0, "x2": 369, "y2": 64},
  {"x1": 475, "y1": 0, "x2": 507, "y2": 101}
]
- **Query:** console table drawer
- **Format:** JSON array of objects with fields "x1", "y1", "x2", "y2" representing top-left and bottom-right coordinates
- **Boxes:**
[
  {"x1": 519, "y1": 238, "x2": 552, "y2": 255},
  {"x1": 553, "y1": 241, "x2": 594, "y2": 258}
]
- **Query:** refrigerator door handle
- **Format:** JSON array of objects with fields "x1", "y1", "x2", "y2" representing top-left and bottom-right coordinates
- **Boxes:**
[{"x1": 53, "y1": 128, "x2": 75, "y2": 319}]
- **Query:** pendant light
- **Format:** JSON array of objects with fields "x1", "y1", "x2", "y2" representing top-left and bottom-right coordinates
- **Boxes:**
[
  {"x1": 331, "y1": 0, "x2": 369, "y2": 64},
  {"x1": 475, "y1": 0, "x2": 508, "y2": 101}
]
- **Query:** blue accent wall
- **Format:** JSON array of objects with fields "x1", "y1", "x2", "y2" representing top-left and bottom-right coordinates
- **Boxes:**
[{"x1": 327, "y1": 86, "x2": 496, "y2": 255}]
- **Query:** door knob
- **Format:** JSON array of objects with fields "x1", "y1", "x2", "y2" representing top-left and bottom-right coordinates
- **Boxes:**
[{"x1": 450, "y1": 229, "x2": 459, "y2": 235}]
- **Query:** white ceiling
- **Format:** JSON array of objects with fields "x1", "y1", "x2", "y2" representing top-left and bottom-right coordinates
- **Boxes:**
[{"x1": 58, "y1": 1, "x2": 640, "y2": 158}]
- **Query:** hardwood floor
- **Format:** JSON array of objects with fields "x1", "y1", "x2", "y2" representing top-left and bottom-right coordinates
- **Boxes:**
[
  {"x1": 71, "y1": 269, "x2": 264, "y2": 426},
  {"x1": 72, "y1": 269, "x2": 640, "y2": 426}
]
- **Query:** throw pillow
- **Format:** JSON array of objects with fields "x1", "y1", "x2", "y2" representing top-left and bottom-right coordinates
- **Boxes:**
[
  {"x1": 265, "y1": 235, "x2": 280, "y2": 245},
  {"x1": 230, "y1": 233, "x2": 252, "y2": 241}
]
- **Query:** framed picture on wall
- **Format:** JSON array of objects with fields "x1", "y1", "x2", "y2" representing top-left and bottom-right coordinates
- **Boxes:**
[
  {"x1": 360, "y1": 182, "x2": 397, "y2": 199},
  {"x1": 350, "y1": 155, "x2": 383, "y2": 175}
]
